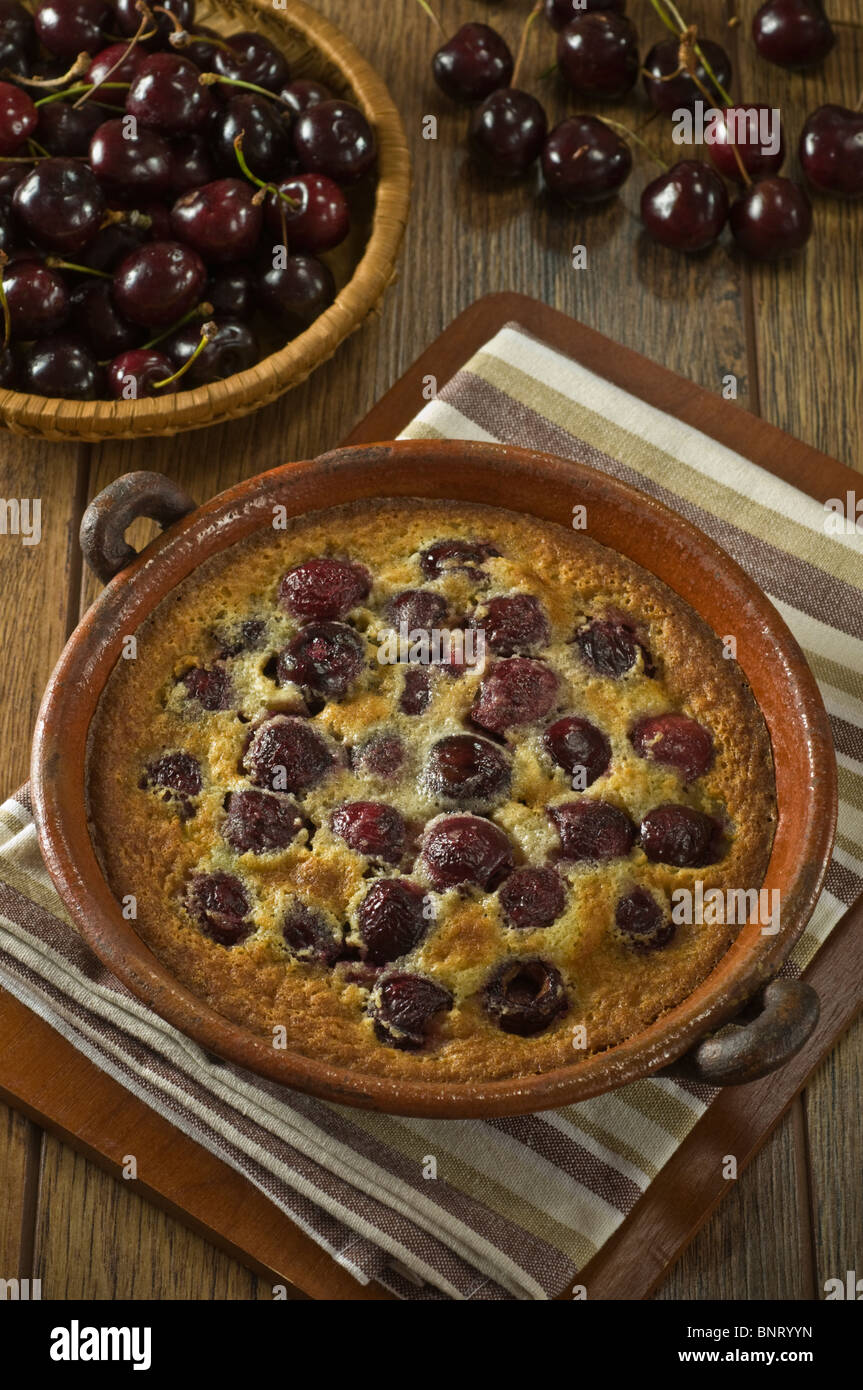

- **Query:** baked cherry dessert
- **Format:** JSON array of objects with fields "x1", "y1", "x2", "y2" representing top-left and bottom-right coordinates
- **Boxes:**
[{"x1": 89, "y1": 498, "x2": 775, "y2": 1083}]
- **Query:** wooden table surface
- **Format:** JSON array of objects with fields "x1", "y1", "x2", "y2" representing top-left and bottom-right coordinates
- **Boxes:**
[{"x1": 1, "y1": 0, "x2": 861, "y2": 1301}]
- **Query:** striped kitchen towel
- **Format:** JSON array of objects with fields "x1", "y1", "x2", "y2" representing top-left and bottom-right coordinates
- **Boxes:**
[{"x1": 1, "y1": 322, "x2": 861, "y2": 1301}]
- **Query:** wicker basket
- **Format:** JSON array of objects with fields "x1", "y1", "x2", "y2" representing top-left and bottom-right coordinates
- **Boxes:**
[{"x1": 0, "y1": 0, "x2": 411, "y2": 441}]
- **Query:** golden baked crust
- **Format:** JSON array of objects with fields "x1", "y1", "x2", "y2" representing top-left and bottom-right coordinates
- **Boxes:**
[{"x1": 87, "y1": 498, "x2": 776, "y2": 1082}]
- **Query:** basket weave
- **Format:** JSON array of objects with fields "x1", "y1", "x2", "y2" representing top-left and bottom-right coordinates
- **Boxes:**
[{"x1": 0, "y1": 0, "x2": 411, "y2": 441}]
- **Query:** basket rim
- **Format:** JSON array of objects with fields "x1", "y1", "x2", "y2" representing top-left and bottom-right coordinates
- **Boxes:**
[{"x1": 0, "y1": 0, "x2": 411, "y2": 441}]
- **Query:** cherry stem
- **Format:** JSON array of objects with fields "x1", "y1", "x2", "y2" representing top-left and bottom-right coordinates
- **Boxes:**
[
  {"x1": 152, "y1": 320, "x2": 214, "y2": 389},
  {"x1": 45, "y1": 257, "x2": 111, "y2": 278},
  {"x1": 232, "y1": 133, "x2": 298, "y2": 208},
  {"x1": 27, "y1": 137, "x2": 50, "y2": 158},
  {"x1": 198, "y1": 71, "x2": 293, "y2": 108},
  {"x1": 412, "y1": 0, "x2": 444, "y2": 36},
  {"x1": 6, "y1": 52, "x2": 90, "y2": 88},
  {"x1": 35, "y1": 81, "x2": 130, "y2": 107},
  {"x1": 648, "y1": 0, "x2": 734, "y2": 108},
  {"x1": 601, "y1": 117, "x2": 668, "y2": 172},
  {"x1": 139, "y1": 300, "x2": 214, "y2": 350},
  {"x1": 512, "y1": 1, "x2": 543, "y2": 91},
  {"x1": 74, "y1": 14, "x2": 149, "y2": 108}
]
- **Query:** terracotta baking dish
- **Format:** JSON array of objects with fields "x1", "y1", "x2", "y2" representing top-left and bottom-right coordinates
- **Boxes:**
[{"x1": 32, "y1": 441, "x2": 837, "y2": 1117}]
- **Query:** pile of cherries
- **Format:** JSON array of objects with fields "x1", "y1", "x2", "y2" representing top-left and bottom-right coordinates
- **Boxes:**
[
  {"x1": 0, "y1": 0, "x2": 378, "y2": 400},
  {"x1": 427, "y1": 0, "x2": 861, "y2": 260}
]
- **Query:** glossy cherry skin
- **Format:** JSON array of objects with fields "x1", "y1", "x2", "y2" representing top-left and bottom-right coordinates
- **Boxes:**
[
  {"x1": 126, "y1": 54, "x2": 213, "y2": 135},
  {"x1": 213, "y1": 31, "x2": 290, "y2": 93},
  {"x1": 256, "y1": 253, "x2": 335, "y2": 332},
  {"x1": 212, "y1": 93, "x2": 292, "y2": 183},
  {"x1": 641, "y1": 161, "x2": 729, "y2": 253},
  {"x1": 70, "y1": 279, "x2": 141, "y2": 358},
  {"x1": 0, "y1": 81, "x2": 37, "y2": 157},
  {"x1": 163, "y1": 319, "x2": 258, "y2": 384},
  {"x1": 468, "y1": 88, "x2": 548, "y2": 178},
  {"x1": 800, "y1": 106, "x2": 863, "y2": 198},
  {"x1": 112, "y1": 240, "x2": 208, "y2": 327},
  {"x1": 20, "y1": 335, "x2": 98, "y2": 398},
  {"x1": 265, "y1": 173, "x2": 350, "y2": 253},
  {"x1": 545, "y1": 0, "x2": 626, "y2": 26},
  {"x1": 34, "y1": 0, "x2": 110, "y2": 57},
  {"x1": 433, "y1": 23, "x2": 513, "y2": 103},
  {"x1": 279, "y1": 78, "x2": 333, "y2": 117},
  {"x1": 293, "y1": 100, "x2": 377, "y2": 184},
  {"x1": 89, "y1": 119, "x2": 172, "y2": 200},
  {"x1": 0, "y1": 1, "x2": 37, "y2": 59},
  {"x1": 752, "y1": 0, "x2": 835, "y2": 70},
  {"x1": 169, "y1": 135, "x2": 215, "y2": 195},
  {"x1": 81, "y1": 218, "x2": 147, "y2": 272},
  {"x1": 207, "y1": 264, "x2": 254, "y2": 319},
  {"x1": 86, "y1": 42, "x2": 147, "y2": 106},
  {"x1": 115, "y1": 0, "x2": 193, "y2": 43},
  {"x1": 36, "y1": 99, "x2": 103, "y2": 157},
  {"x1": 14, "y1": 157, "x2": 105, "y2": 254},
  {"x1": 170, "y1": 178, "x2": 262, "y2": 264},
  {"x1": 3, "y1": 260, "x2": 69, "y2": 338},
  {"x1": 557, "y1": 14, "x2": 640, "y2": 100},
  {"x1": 542, "y1": 115, "x2": 632, "y2": 202},
  {"x1": 708, "y1": 106, "x2": 785, "y2": 185},
  {"x1": 106, "y1": 348, "x2": 176, "y2": 399},
  {"x1": 729, "y1": 177, "x2": 812, "y2": 259},
  {"x1": 642, "y1": 37, "x2": 732, "y2": 114}
]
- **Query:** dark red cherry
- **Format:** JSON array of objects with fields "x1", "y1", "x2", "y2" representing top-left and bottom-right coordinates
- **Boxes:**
[
  {"x1": 223, "y1": 788, "x2": 304, "y2": 853},
  {"x1": 641, "y1": 161, "x2": 729, "y2": 253},
  {"x1": 471, "y1": 658, "x2": 559, "y2": 734},
  {"x1": 126, "y1": 54, "x2": 213, "y2": 134},
  {"x1": 640, "y1": 804, "x2": 720, "y2": 866},
  {"x1": 13, "y1": 157, "x2": 105, "y2": 254},
  {"x1": 549, "y1": 799, "x2": 635, "y2": 861},
  {"x1": 185, "y1": 871, "x2": 252, "y2": 946},
  {"x1": 498, "y1": 866, "x2": 565, "y2": 930},
  {"x1": 0, "y1": 194, "x2": 14, "y2": 254},
  {"x1": 353, "y1": 733, "x2": 405, "y2": 780},
  {"x1": 112, "y1": 240, "x2": 207, "y2": 327},
  {"x1": 277, "y1": 621, "x2": 365, "y2": 699},
  {"x1": 331, "y1": 801, "x2": 406, "y2": 864},
  {"x1": 169, "y1": 135, "x2": 215, "y2": 195},
  {"x1": 752, "y1": 0, "x2": 835, "y2": 69},
  {"x1": 800, "y1": 105, "x2": 863, "y2": 198},
  {"x1": 474, "y1": 593, "x2": 548, "y2": 655},
  {"x1": 180, "y1": 24, "x2": 223, "y2": 72},
  {"x1": 630, "y1": 712, "x2": 713, "y2": 782},
  {"x1": 164, "y1": 318, "x2": 258, "y2": 385},
  {"x1": 708, "y1": 106, "x2": 785, "y2": 185},
  {"x1": 615, "y1": 887, "x2": 675, "y2": 950},
  {"x1": 207, "y1": 264, "x2": 254, "y2": 319},
  {"x1": 544, "y1": 715, "x2": 611, "y2": 786},
  {"x1": 242, "y1": 715, "x2": 335, "y2": 794},
  {"x1": 386, "y1": 588, "x2": 447, "y2": 633},
  {"x1": 70, "y1": 279, "x2": 141, "y2": 359},
  {"x1": 21, "y1": 335, "x2": 98, "y2": 397},
  {"x1": 212, "y1": 93, "x2": 291, "y2": 182},
  {"x1": 0, "y1": 1, "x2": 37, "y2": 59},
  {"x1": 422, "y1": 813, "x2": 513, "y2": 890},
  {"x1": 557, "y1": 13, "x2": 639, "y2": 99},
  {"x1": 79, "y1": 217, "x2": 146, "y2": 272},
  {"x1": 34, "y1": 0, "x2": 109, "y2": 57},
  {"x1": 0, "y1": 344, "x2": 13, "y2": 386},
  {"x1": 484, "y1": 958, "x2": 567, "y2": 1035},
  {"x1": 575, "y1": 617, "x2": 651, "y2": 677},
  {"x1": 294, "y1": 100, "x2": 377, "y2": 184},
  {"x1": 358, "y1": 878, "x2": 429, "y2": 964},
  {"x1": 36, "y1": 99, "x2": 103, "y2": 157},
  {"x1": 213, "y1": 31, "x2": 290, "y2": 93},
  {"x1": 420, "y1": 538, "x2": 500, "y2": 580},
  {"x1": 468, "y1": 88, "x2": 548, "y2": 177},
  {"x1": 545, "y1": 0, "x2": 626, "y2": 26},
  {"x1": 279, "y1": 78, "x2": 333, "y2": 117},
  {"x1": 424, "y1": 734, "x2": 511, "y2": 807},
  {"x1": 282, "y1": 901, "x2": 341, "y2": 965},
  {"x1": 115, "y1": 0, "x2": 193, "y2": 44},
  {"x1": 143, "y1": 750, "x2": 202, "y2": 798},
  {"x1": 0, "y1": 161, "x2": 28, "y2": 196},
  {"x1": 265, "y1": 173, "x2": 349, "y2": 254},
  {"x1": 3, "y1": 260, "x2": 69, "y2": 338},
  {"x1": 279, "y1": 557, "x2": 371, "y2": 621},
  {"x1": 729, "y1": 177, "x2": 812, "y2": 259},
  {"x1": 214, "y1": 617, "x2": 266, "y2": 657},
  {"x1": 642, "y1": 37, "x2": 732, "y2": 114},
  {"x1": 432, "y1": 22, "x2": 513, "y2": 103},
  {"x1": 170, "y1": 177, "x2": 262, "y2": 263},
  {"x1": 182, "y1": 664, "x2": 231, "y2": 710},
  {"x1": 106, "y1": 347, "x2": 176, "y2": 399},
  {"x1": 89, "y1": 119, "x2": 172, "y2": 199},
  {"x1": 370, "y1": 973, "x2": 452, "y2": 1050},
  {"x1": 400, "y1": 667, "x2": 431, "y2": 716},
  {"x1": 256, "y1": 252, "x2": 335, "y2": 332},
  {"x1": 0, "y1": 81, "x2": 37, "y2": 157},
  {"x1": 86, "y1": 42, "x2": 147, "y2": 105},
  {"x1": 542, "y1": 114, "x2": 632, "y2": 202}
]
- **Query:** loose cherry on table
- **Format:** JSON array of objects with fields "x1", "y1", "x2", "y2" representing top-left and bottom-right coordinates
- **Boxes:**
[
  {"x1": 642, "y1": 36, "x2": 732, "y2": 114},
  {"x1": 556, "y1": 13, "x2": 640, "y2": 100},
  {"x1": 541, "y1": 115, "x2": 632, "y2": 202},
  {"x1": 751, "y1": 0, "x2": 835, "y2": 70},
  {"x1": 707, "y1": 106, "x2": 785, "y2": 185},
  {"x1": 468, "y1": 88, "x2": 548, "y2": 178},
  {"x1": 640, "y1": 161, "x2": 729, "y2": 253},
  {"x1": 799, "y1": 106, "x2": 863, "y2": 198},
  {"x1": 432, "y1": 22, "x2": 513, "y2": 103},
  {"x1": 729, "y1": 176, "x2": 813, "y2": 259}
]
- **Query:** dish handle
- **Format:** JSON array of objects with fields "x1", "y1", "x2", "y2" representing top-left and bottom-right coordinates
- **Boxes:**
[
  {"x1": 80, "y1": 470, "x2": 197, "y2": 585},
  {"x1": 663, "y1": 977, "x2": 819, "y2": 1087}
]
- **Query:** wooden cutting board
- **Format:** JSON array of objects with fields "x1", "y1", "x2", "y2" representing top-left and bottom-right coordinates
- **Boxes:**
[{"x1": 1, "y1": 293, "x2": 860, "y2": 1301}]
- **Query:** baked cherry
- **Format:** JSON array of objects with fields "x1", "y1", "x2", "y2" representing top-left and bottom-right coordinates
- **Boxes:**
[
  {"x1": 207, "y1": 264, "x2": 254, "y2": 319},
  {"x1": 170, "y1": 178, "x2": 262, "y2": 263},
  {"x1": 71, "y1": 280, "x2": 141, "y2": 358},
  {"x1": 641, "y1": 161, "x2": 729, "y2": 253},
  {"x1": 34, "y1": 0, "x2": 109, "y2": 57},
  {"x1": 640, "y1": 804, "x2": 720, "y2": 866},
  {"x1": 642, "y1": 37, "x2": 732, "y2": 114},
  {"x1": 575, "y1": 618, "x2": 650, "y2": 677},
  {"x1": 243, "y1": 715, "x2": 335, "y2": 793},
  {"x1": 331, "y1": 801, "x2": 406, "y2": 864},
  {"x1": 142, "y1": 750, "x2": 202, "y2": 798},
  {"x1": 370, "y1": 973, "x2": 452, "y2": 1050},
  {"x1": 422, "y1": 813, "x2": 513, "y2": 890},
  {"x1": 13, "y1": 158, "x2": 105, "y2": 254},
  {"x1": 279, "y1": 78, "x2": 333, "y2": 117},
  {"x1": 282, "y1": 900, "x2": 341, "y2": 964},
  {"x1": 542, "y1": 115, "x2": 632, "y2": 202},
  {"x1": 280, "y1": 557, "x2": 371, "y2": 621},
  {"x1": 0, "y1": 81, "x2": 37, "y2": 157},
  {"x1": 213, "y1": 31, "x2": 290, "y2": 92},
  {"x1": 544, "y1": 715, "x2": 611, "y2": 786},
  {"x1": 294, "y1": 100, "x2": 377, "y2": 184},
  {"x1": 126, "y1": 54, "x2": 213, "y2": 135},
  {"x1": 385, "y1": 588, "x2": 447, "y2": 634},
  {"x1": 2, "y1": 260, "x2": 69, "y2": 338},
  {"x1": 214, "y1": 617, "x2": 266, "y2": 657},
  {"x1": 630, "y1": 712, "x2": 713, "y2": 782},
  {"x1": 729, "y1": 177, "x2": 812, "y2": 259},
  {"x1": 420, "y1": 538, "x2": 499, "y2": 580},
  {"x1": 557, "y1": 13, "x2": 640, "y2": 100},
  {"x1": 106, "y1": 348, "x2": 176, "y2": 399},
  {"x1": 473, "y1": 593, "x2": 547, "y2": 655},
  {"x1": 112, "y1": 240, "x2": 207, "y2": 327},
  {"x1": 498, "y1": 866, "x2": 565, "y2": 930},
  {"x1": 400, "y1": 667, "x2": 431, "y2": 716},
  {"x1": 432, "y1": 23, "x2": 513, "y2": 103},
  {"x1": 164, "y1": 319, "x2": 258, "y2": 384},
  {"x1": 484, "y1": 958, "x2": 567, "y2": 1035},
  {"x1": 169, "y1": 135, "x2": 215, "y2": 195},
  {"x1": 549, "y1": 799, "x2": 635, "y2": 860},
  {"x1": 468, "y1": 88, "x2": 548, "y2": 178},
  {"x1": 752, "y1": 0, "x2": 835, "y2": 69},
  {"x1": 615, "y1": 886, "x2": 675, "y2": 950},
  {"x1": 800, "y1": 106, "x2": 863, "y2": 198},
  {"x1": 358, "y1": 878, "x2": 429, "y2": 964},
  {"x1": 353, "y1": 733, "x2": 405, "y2": 780},
  {"x1": 708, "y1": 106, "x2": 785, "y2": 185},
  {"x1": 185, "y1": 871, "x2": 253, "y2": 946},
  {"x1": 212, "y1": 93, "x2": 291, "y2": 182},
  {"x1": 21, "y1": 335, "x2": 98, "y2": 397},
  {"x1": 89, "y1": 119, "x2": 172, "y2": 200},
  {"x1": 277, "y1": 621, "x2": 365, "y2": 699},
  {"x1": 257, "y1": 252, "x2": 335, "y2": 332},
  {"x1": 471, "y1": 658, "x2": 559, "y2": 734},
  {"x1": 424, "y1": 734, "x2": 511, "y2": 807},
  {"x1": 182, "y1": 664, "x2": 232, "y2": 710},
  {"x1": 36, "y1": 99, "x2": 103, "y2": 157},
  {"x1": 265, "y1": 173, "x2": 350, "y2": 254},
  {"x1": 545, "y1": 0, "x2": 626, "y2": 26},
  {"x1": 223, "y1": 788, "x2": 304, "y2": 853}
]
